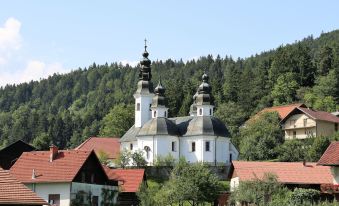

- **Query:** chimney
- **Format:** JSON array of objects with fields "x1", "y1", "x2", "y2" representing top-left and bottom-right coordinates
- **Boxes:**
[
  {"x1": 49, "y1": 145, "x2": 58, "y2": 162},
  {"x1": 32, "y1": 169, "x2": 36, "y2": 179}
]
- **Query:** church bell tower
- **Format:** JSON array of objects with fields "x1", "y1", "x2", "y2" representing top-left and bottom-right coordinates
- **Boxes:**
[{"x1": 134, "y1": 40, "x2": 154, "y2": 127}]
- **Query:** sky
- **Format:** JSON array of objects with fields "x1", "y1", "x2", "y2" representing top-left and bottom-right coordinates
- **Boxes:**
[{"x1": 0, "y1": 0, "x2": 339, "y2": 86}]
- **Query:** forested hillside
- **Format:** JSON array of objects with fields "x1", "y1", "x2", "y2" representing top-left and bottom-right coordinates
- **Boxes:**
[{"x1": 0, "y1": 30, "x2": 339, "y2": 150}]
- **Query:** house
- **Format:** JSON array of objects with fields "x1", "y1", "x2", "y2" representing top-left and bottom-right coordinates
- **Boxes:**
[
  {"x1": 251, "y1": 103, "x2": 306, "y2": 121},
  {"x1": 281, "y1": 107, "x2": 339, "y2": 140},
  {"x1": 120, "y1": 43, "x2": 238, "y2": 165},
  {"x1": 0, "y1": 167, "x2": 48, "y2": 206},
  {"x1": 75, "y1": 137, "x2": 120, "y2": 165},
  {"x1": 317, "y1": 141, "x2": 339, "y2": 199},
  {"x1": 105, "y1": 168, "x2": 146, "y2": 205},
  {"x1": 230, "y1": 161, "x2": 333, "y2": 196},
  {"x1": 332, "y1": 111, "x2": 339, "y2": 117},
  {"x1": 10, "y1": 145, "x2": 118, "y2": 206},
  {"x1": 0, "y1": 140, "x2": 36, "y2": 169}
]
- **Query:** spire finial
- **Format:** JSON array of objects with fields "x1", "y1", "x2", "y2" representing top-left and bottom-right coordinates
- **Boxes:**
[{"x1": 144, "y1": 38, "x2": 147, "y2": 51}]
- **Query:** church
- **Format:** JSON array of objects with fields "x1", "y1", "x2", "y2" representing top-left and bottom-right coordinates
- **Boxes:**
[{"x1": 120, "y1": 43, "x2": 239, "y2": 165}]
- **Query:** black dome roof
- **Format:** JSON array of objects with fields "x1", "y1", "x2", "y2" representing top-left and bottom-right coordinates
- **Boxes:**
[{"x1": 138, "y1": 117, "x2": 179, "y2": 136}]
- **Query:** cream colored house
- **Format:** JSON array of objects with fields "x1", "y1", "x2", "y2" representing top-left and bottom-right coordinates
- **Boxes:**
[{"x1": 281, "y1": 107, "x2": 339, "y2": 140}]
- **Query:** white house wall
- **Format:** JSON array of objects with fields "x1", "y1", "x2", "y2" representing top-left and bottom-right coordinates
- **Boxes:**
[
  {"x1": 26, "y1": 182, "x2": 71, "y2": 206},
  {"x1": 216, "y1": 137, "x2": 229, "y2": 164}
]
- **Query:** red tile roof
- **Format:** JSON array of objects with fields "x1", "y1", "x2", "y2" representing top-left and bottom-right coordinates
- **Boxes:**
[
  {"x1": 318, "y1": 142, "x2": 339, "y2": 166},
  {"x1": 232, "y1": 161, "x2": 333, "y2": 185},
  {"x1": 76, "y1": 137, "x2": 120, "y2": 160},
  {"x1": 297, "y1": 107, "x2": 339, "y2": 123},
  {"x1": 0, "y1": 167, "x2": 48, "y2": 205},
  {"x1": 259, "y1": 103, "x2": 305, "y2": 120},
  {"x1": 105, "y1": 168, "x2": 145, "y2": 192},
  {"x1": 10, "y1": 149, "x2": 93, "y2": 183}
]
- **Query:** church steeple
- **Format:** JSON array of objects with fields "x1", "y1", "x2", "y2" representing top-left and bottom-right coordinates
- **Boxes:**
[
  {"x1": 151, "y1": 77, "x2": 168, "y2": 118},
  {"x1": 195, "y1": 71, "x2": 214, "y2": 116},
  {"x1": 134, "y1": 40, "x2": 155, "y2": 127}
]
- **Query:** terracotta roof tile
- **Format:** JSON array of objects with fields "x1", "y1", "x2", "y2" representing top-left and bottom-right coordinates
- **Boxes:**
[
  {"x1": 105, "y1": 168, "x2": 145, "y2": 192},
  {"x1": 0, "y1": 167, "x2": 48, "y2": 205},
  {"x1": 232, "y1": 161, "x2": 332, "y2": 185},
  {"x1": 297, "y1": 107, "x2": 339, "y2": 123},
  {"x1": 259, "y1": 103, "x2": 305, "y2": 119},
  {"x1": 76, "y1": 137, "x2": 120, "y2": 159},
  {"x1": 10, "y1": 149, "x2": 92, "y2": 183},
  {"x1": 318, "y1": 142, "x2": 339, "y2": 166}
]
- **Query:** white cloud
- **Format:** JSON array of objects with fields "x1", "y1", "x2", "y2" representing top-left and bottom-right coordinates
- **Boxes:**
[
  {"x1": 0, "y1": 17, "x2": 67, "y2": 86},
  {"x1": 0, "y1": 60, "x2": 66, "y2": 86},
  {"x1": 0, "y1": 17, "x2": 22, "y2": 65},
  {"x1": 120, "y1": 60, "x2": 139, "y2": 67}
]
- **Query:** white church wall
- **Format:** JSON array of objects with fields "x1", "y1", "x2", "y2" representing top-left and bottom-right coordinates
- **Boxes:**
[
  {"x1": 137, "y1": 136, "x2": 154, "y2": 165},
  {"x1": 216, "y1": 137, "x2": 229, "y2": 164},
  {"x1": 201, "y1": 136, "x2": 216, "y2": 163},
  {"x1": 155, "y1": 136, "x2": 179, "y2": 161},
  {"x1": 180, "y1": 137, "x2": 203, "y2": 163}
]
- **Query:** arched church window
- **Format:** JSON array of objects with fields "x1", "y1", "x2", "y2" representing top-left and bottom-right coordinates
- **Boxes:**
[
  {"x1": 199, "y1": 109, "x2": 202, "y2": 115},
  {"x1": 144, "y1": 146, "x2": 151, "y2": 159}
]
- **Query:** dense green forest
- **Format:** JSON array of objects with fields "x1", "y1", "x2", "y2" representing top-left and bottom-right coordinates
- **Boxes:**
[{"x1": 0, "y1": 30, "x2": 339, "y2": 150}]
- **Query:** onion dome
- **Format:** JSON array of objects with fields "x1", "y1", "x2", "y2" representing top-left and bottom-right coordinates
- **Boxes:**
[
  {"x1": 135, "y1": 39, "x2": 153, "y2": 94},
  {"x1": 196, "y1": 71, "x2": 213, "y2": 105},
  {"x1": 151, "y1": 78, "x2": 166, "y2": 108}
]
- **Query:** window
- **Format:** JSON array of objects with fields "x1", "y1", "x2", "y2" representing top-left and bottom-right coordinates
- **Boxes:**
[
  {"x1": 303, "y1": 119, "x2": 308, "y2": 127},
  {"x1": 92, "y1": 196, "x2": 98, "y2": 206},
  {"x1": 293, "y1": 131, "x2": 297, "y2": 138},
  {"x1": 230, "y1": 153, "x2": 233, "y2": 162},
  {"x1": 149, "y1": 104, "x2": 152, "y2": 111},
  {"x1": 154, "y1": 110, "x2": 157, "y2": 117},
  {"x1": 130, "y1": 143, "x2": 133, "y2": 150},
  {"x1": 144, "y1": 146, "x2": 151, "y2": 159},
  {"x1": 290, "y1": 120, "x2": 295, "y2": 126},
  {"x1": 209, "y1": 109, "x2": 212, "y2": 115},
  {"x1": 48, "y1": 194, "x2": 60, "y2": 206},
  {"x1": 335, "y1": 123, "x2": 338, "y2": 132},
  {"x1": 199, "y1": 109, "x2": 202, "y2": 116},
  {"x1": 136, "y1": 103, "x2": 140, "y2": 111},
  {"x1": 164, "y1": 111, "x2": 167, "y2": 117},
  {"x1": 172, "y1": 141, "x2": 176, "y2": 152},
  {"x1": 191, "y1": 142, "x2": 196, "y2": 152},
  {"x1": 205, "y1": 141, "x2": 210, "y2": 152}
]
